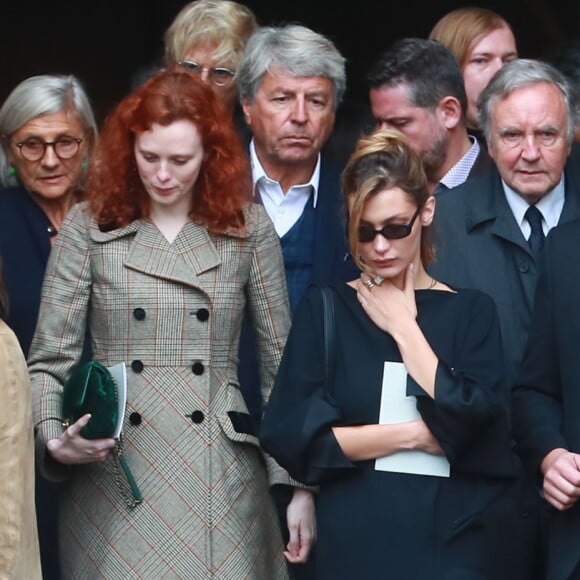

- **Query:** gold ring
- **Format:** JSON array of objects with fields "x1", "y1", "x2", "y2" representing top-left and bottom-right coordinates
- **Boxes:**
[{"x1": 363, "y1": 278, "x2": 376, "y2": 290}]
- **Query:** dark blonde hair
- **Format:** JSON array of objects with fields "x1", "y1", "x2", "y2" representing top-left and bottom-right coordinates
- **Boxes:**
[{"x1": 341, "y1": 129, "x2": 433, "y2": 270}]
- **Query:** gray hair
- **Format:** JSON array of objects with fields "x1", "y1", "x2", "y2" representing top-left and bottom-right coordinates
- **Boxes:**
[
  {"x1": 237, "y1": 24, "x2": 346, "y2": 110},
  {"x1": 0, "y1": 74, "x2": 98, "y2": 187},
  {"x1": 478, "y1": 59, "x2": 575, "y2": 145}
]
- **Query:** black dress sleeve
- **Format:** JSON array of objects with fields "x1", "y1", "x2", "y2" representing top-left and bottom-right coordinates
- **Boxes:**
[
  {"x1": 416, "y1": 290, "x2": 515, "y2": 477},
  {"x1": 260, "y1": 286, "x2": 356, "y2": 485}
]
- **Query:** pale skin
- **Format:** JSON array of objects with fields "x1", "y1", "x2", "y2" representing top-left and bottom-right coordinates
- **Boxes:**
[
  {"x1": 242, "y1": 68, "x2": 335, "y2": 193},
  {"x1": 332, "y1": 188, "x2": 449, "y2": 461},
  {"x1": 540, "y1": 448, "x2": 580, "y2": 511},
  {"x1": 8, "y1": 109, "x2": 89, "y2": 236},
  {"x1": 369, "y1": 84, "x2": 471, "y2": 191},
  {"x1": 47, "y1": 117, "x2": 316, "y2": 563}
]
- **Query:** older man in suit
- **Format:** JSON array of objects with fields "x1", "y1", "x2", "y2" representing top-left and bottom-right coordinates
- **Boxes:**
[
  {"x1": 236, "y1": 23, "x2": 357, "y2": 579},
  {"x1": 513, "y1": 218, "x2": 580, "y2": 580},
  {"x1": 429, "y1": 58, "x2": 580, "y2": 580},
  {"x1": 236, "y1": 24, "x2": 356, "y2": 419}
]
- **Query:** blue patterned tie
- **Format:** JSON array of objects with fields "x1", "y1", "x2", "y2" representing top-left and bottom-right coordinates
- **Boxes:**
[{"x1": 524, "y1": 204, "x2": 545, "y2": 255}]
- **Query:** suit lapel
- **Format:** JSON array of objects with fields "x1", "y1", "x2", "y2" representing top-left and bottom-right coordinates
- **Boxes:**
[
  {"x1": 558, "y1": 161, "x2": 580, "y2": 224},
  {"x1": 466, "y1": 172, "x2": 531, "y2": 255},
  {"x1": 311, "y1": 157, "x2": 346, "y2": 282}
]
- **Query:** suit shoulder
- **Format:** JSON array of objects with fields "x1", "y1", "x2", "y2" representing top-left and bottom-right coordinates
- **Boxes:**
[{"x1": 547, "y1": 215, "x2": 580, "y2": 245}]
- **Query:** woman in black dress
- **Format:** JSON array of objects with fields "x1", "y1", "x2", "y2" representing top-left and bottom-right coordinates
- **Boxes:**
[{"x1": 260, "y1": 130, "x2": 517, "y2": 579}]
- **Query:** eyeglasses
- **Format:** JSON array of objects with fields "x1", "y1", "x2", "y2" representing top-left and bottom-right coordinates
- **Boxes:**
[
  {"x1": 357, "y1": 207, "x2": 421, "y2": 243},
  {"x1": 497, "y1": 128, "x2": 562, "y2": 149},
  {"x1": 14, "y1": 136, "x2": 83, "y2": 161},
  {"x1": 177, "y1": 60, "x2": 236, "y2": 87}
]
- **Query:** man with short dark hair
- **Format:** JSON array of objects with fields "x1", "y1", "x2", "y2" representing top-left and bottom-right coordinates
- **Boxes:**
[{"x1": 367, "y1": 37, "x2": 494, "y2": 195}]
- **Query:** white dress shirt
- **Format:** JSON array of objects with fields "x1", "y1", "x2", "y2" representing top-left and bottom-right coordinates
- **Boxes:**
[{"x1": 249, "y1": 140, "x2": 320, "y2": 237}]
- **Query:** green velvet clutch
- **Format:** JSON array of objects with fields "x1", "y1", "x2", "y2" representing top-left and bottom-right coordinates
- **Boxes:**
[
  {"x1": 61, "y1": 361, "x2": 142, "y2": 508},
  {"x1": 62, "y1": 361, "x2": 119, "y2": 439}
]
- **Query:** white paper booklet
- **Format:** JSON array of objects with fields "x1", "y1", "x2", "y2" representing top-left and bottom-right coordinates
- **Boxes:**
[
  {"x1": 375, "y1": 361, "x2": 450, "y2": 477},
  {"x1": 107, "y1": 362, "x2": 127, "y2": 439}
]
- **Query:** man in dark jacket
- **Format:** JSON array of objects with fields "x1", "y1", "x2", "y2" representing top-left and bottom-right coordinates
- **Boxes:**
[{"x1": 429, "y1": 58, "x2": 580, "y2": 580}]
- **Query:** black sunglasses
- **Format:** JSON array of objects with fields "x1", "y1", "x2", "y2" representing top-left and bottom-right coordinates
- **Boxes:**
[{"x1": 357, "y1": 207, "x2": 421, "y2": 243}]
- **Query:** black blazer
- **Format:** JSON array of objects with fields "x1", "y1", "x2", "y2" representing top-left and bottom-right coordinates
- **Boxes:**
[
  {"x1": 513, "y1": 218, "x2": 580, "y2": 580},
  {"x1": 0, "y1": 186, "x2": 54, "y2": 356}
]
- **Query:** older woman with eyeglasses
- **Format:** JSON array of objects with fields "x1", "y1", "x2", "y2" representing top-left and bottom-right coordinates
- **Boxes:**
[
  {"x1": 0, "y1": 73, "x2": 97, "y2": 580},
  {"x1": 261, "y1": 129, "x2": 517, "y2": 579},
  {"x1": 164, "y1": 0, "x2": 257, "y2": 133}
]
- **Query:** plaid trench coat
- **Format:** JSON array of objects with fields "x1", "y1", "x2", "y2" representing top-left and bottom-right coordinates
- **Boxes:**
[{"x1": 29, "y1": 202, "x2": 294, "y2": 579}]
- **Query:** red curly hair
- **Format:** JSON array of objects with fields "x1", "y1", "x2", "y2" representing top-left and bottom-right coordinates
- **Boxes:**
[{"x1": 87, "y1": 70, "x2": 252, "y2": 231}]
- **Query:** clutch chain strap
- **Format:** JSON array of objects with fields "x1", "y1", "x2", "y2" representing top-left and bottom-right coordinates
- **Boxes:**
[{"x1": 112, "y1": 434, "x2": 143, "y2": 509}]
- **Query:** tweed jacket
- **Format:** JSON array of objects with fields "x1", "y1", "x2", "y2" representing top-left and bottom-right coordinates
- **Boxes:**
[
  {"x1": 29, "y1": 202, "x2": 293, "y2": 579},
  {"x1": 0, "y1": 320, "x2": 42, "y2": 579}
]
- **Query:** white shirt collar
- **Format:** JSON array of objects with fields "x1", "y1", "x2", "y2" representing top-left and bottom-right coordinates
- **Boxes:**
[
  {"x1": 503, "y1": 175, "x2": 566, "y2": 237},
  {"x1": 249, "y1": 139, "x2": 320, "y2": 207}
]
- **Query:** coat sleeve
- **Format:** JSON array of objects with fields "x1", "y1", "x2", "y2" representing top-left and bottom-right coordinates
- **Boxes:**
[
  {"x1": 260, "y1": 285, "x2": 356, "y2": 485},
  {"x1": 415, "y1": 290, "x2": 515, "y2": 477},
  {"x1": 28, "y1": 203, "x2": 92, "y2": 481},
  {"x1": 0, "y1": 326, "x2": 35, "y2": 577},
  {"x1": 512, "y1": 233, "x2": 568, "y2": 481},
  {"x1": 244, "y1": 205, "x2": 312, "y2": 488}
]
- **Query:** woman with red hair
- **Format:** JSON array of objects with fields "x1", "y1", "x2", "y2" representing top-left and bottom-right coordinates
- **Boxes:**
[{"x1": 29, "y1": 70, "x2": 314, "y2": 579}]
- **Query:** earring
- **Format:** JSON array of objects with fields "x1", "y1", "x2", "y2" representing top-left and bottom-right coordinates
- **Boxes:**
[
  {"x1": 8, "y1": 166, "x2": 16, "y2": 176},
  {"x1": 81, "y1": 160, "x2": 88, "y2": 170}
]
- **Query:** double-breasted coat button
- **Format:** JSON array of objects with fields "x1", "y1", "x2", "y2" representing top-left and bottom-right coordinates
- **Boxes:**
[
  {"x1": 129, "y1": 412, "x2": 142, "y2": 425},
  {"x1": 196, "y1": 308, "x2": 209, "y2": 322},
  {"x1": 190, "y1": 410, "x2": 204, "y2": 424},
  {"x1": 133, "y1": 307, "x2": 146, "y2": 321},
  {"x1": 131, "y1": 360, "x2": 144, "y2": 373},
  {"x1": 192, "y1": 361, "x2": 205, "y2": 375}
]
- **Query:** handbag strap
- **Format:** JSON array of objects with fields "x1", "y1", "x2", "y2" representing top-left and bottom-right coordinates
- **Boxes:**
[{"x1": 320, "y1": 286, "x2": 337, "y2": 399}]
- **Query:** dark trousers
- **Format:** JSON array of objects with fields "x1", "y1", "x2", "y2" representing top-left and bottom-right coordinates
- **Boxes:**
[{"x1": 36, "y1": 475, "x2": 62, "y2": 580}]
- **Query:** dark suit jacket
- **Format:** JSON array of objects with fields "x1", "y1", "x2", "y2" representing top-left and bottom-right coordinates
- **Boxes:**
[
  {"x1": 429, "y1": 160, "x2": 580, "y2": 386},
  {"x1": 469, "y1": 142, "x2": 496, "y2": 178},
  {"x1": 428, "y1": 159, "x2": 580, "y2": 580},
  {"x1": 238, "y1": 154, "x2": 357, "y2": 420},
  {"x1": 0, "y1": 186, "x2": 54, "y2": 357},
  {"x1": 512, "y1": 218, "x2": 580, "y2": 580}
]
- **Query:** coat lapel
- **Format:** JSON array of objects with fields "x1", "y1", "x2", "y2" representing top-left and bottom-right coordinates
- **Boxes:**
[
  {"x1": 466, "y1": 172, "x2": 531, "y2": 256},
  {"x1": 91, "y1": 219, "x2": 223, "y2": 290}
]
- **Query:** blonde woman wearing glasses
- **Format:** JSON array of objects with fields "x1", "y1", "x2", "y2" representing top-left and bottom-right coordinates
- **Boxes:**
[{"x1": 164, "y1": 0, "x2": 257, "y2": 139}]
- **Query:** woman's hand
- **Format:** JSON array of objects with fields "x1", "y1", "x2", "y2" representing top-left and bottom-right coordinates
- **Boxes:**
[
  {"x1": 412, "y1": 419, "x2": 445, "y2": 455},
  {"x1": 356, "y1": 264, "x2": 417, "y2": 336},
  {"x1": 46, "y1": 413, "x2": 116, "y2": 465},
  {"x1": 284, "y1": 489, "x2": 317, "y2": 564}
]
